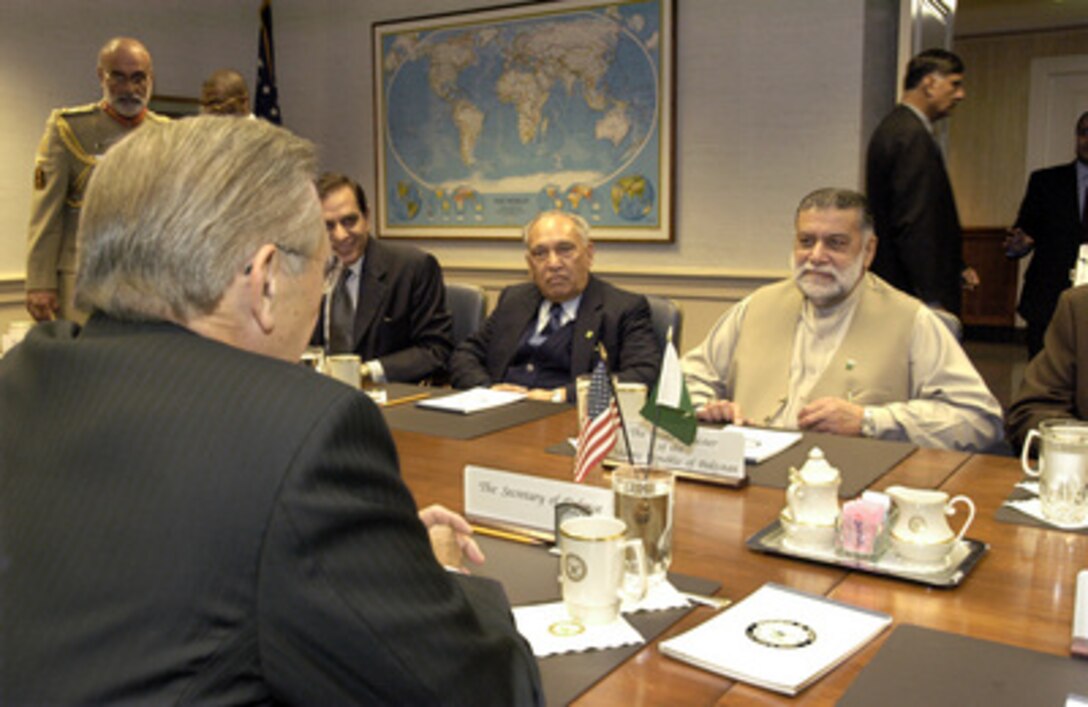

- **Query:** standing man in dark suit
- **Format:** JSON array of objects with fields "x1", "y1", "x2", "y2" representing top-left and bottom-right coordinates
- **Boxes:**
[
  {"x1": 0, "y1": 117, "x2": 541, "y2": 705},
  {"x1": 313, "y1": 173, "x2": 453, "y2": 383},
  {"x1": 1005, "y1": 111, "x2": 1088, "y2": 358},
  {"x1": 450, "y1": 210, "x2": 659, "y2": 402},
  {"x1": 867, "y1": 48, "x2": 976, "y2": 315}
]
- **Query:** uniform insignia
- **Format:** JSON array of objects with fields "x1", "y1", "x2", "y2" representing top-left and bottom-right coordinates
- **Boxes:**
[
  {"x1": 34, "y1": 166, "x2": 46, "y2": 190},
  {"x1": 585, "y1": 331, "x2": 595, "y2": 339}
]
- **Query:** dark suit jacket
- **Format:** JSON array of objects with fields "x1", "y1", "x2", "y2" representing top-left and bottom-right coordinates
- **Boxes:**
[
  {"x1": 313, "y1": 238, "x2": 453, "y2": 383},
  {"x1": 1006, "y1": 286, "x2": 1088, "y2": 450},
  {"x1": 0, "y1": 315, "x2": 541, "y2": 705},
  {"x1": 450, "y1": 275, "x2": 660, "y2": 399},
  {"x1": 1015, "y1": 162, "x2": 1083, "y2": 328},
  {"x1": 867, "y1": 104, "x2": 964, "y2": 314}
]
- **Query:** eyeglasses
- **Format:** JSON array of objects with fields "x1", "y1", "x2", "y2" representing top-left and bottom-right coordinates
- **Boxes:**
[
  {"x1": 243, "y1": 245, "x2": 335, "y2": 282},
  {"x1": 106, "y1": 71, "x2": 149, "y2": 87}
]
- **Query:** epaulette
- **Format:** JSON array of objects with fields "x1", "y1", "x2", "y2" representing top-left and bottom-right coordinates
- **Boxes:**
[{"x1": 56, "y1": 102, "x2": 99, "y2": 117}]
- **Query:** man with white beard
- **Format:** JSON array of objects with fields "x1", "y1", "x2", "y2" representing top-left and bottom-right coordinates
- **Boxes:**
[
  {"x1": 681, "y1": 188, "x2": 1002, "y2": 451},
  {"x1": 25, "y1": 36, "x2": 168, "y2": 323}
]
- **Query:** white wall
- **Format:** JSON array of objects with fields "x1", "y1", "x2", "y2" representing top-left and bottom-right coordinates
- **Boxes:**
[{"x1": 0, "y1": 0, "x2": 897, "y2": 337}]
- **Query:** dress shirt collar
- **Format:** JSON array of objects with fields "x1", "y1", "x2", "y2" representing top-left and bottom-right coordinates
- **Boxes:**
[{"x1": 535, "y1": 295, "x2": 581, "y2": 334}]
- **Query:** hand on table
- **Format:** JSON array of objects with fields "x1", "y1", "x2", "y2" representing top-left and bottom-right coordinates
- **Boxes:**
[
  {"x1": 696, "y1": 399, "x2": 745, "y2": 424},
  {"x1": 419, "y1": 503, "x2": 485, "y2": 570},
  {"x1": 797, "y1": 397, "x2": 863, "y2": 436}
]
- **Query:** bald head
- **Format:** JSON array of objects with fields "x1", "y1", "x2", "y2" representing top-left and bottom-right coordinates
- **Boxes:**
[
  {"x1": 201, "y1": 69, "x2": 251, "y2": 116},
  {"x1": 97, "y1": 37, "x2": 153, "y2": 118}
]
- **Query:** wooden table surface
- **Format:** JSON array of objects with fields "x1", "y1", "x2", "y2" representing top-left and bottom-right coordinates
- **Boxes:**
[{"x1": 390, "y1": 407, "x2": 1082, "y2": 705}]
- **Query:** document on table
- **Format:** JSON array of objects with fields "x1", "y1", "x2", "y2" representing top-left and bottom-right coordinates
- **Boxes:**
[
  {"x1": 416, "y1": 387, "x2": 526, "y2": 414},
  {"x1": 733, "y1": 426, "x2": 803, "y2": 463},
  {"x1": 659, "y1": 582, "x2": 891, "y2": 696}
]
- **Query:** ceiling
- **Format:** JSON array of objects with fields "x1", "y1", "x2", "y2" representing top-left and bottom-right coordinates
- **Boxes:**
[{"x1": 956, "y1": 0, "x2": 1088, "y2": 36}]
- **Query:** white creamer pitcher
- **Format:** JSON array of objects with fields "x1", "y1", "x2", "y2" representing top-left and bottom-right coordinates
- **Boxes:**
[
  {"x1": 785, "y1": 447, "x2": 841, "y2": 527},
  {"x1": 887, "y1": 486, "x2": 975, "y2": 564}
]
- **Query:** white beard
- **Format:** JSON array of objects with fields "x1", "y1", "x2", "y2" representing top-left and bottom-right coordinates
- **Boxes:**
[{"x1": 792, "y1": 254, "x2": 864, "y2": 307}]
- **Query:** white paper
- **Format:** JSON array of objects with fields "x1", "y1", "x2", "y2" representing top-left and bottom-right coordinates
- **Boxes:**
[
  {"x1": 659, "y1": 583, "x2": 891, "y2": 695},
  {"x1": 416, "y1": 387, "x2": 526, "y2": 414},
  {"x1": 732, "y1": 426, "x2": 804, "y2": 463}
]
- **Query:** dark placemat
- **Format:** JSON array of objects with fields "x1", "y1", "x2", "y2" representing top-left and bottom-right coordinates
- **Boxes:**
[
  {"x1": 751, "y1": 432, "x2": 916, "y2": 497},
  {"x1": 839, "y1": 624, "x2": 1088, "y2": 706},
  {"x1": 545, "y1": 431, "x2": 915, "y2": 498},
  {"x1": 994, "y1": 481, "x2": 1088, "y2": 535},
  {"x1": 377, "y1": 383, "x2": 571, "y2": 439},
  {"x1": 473, "y1": 535, "x2": 721, "y2": 706}
]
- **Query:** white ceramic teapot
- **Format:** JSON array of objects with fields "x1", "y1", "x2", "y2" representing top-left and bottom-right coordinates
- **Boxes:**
[
  {"x1": 886, "y1": 486, "x2": 975, "y2": 565},
  {"x1": 785, "y1": 447, "x2": 841, "y2": 527}
]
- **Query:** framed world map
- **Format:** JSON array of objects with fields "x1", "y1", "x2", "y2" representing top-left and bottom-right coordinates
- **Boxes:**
[{"x1": 373, "y1": 0, "x2": 674, "y2": 242}]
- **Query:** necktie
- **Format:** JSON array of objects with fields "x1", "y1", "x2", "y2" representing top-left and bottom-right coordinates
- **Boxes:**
[
  {"x1": 531, "y1": 302, "x2": 564, "y2": 346},
  {"x1": 1082, "y1": 184, "x2": 1088, "y2": 238},
  {"x1": 329, "y1": 268, "x2": 355, "y2": 354}
]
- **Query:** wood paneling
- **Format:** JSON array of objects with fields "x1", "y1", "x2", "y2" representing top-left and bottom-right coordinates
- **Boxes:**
[
  {"x1": 962, "y1": 228, "x2": 1018, "y2": 326},
  {"x1": 949, "y1": 27, "x2": 1088, "y2": 228}
]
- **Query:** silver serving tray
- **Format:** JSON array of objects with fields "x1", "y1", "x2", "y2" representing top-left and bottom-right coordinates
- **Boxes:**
[{"x1": 746, "y1": 519, "x2": 988, "y2": 588}]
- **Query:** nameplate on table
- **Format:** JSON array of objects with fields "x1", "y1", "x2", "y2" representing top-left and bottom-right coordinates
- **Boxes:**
[
  {"x1": 611, "y1": 421, "x2": 746, "y2": 484},
  {"x1": 464, "y1": 465, "x2": 613, "y2": 540}
]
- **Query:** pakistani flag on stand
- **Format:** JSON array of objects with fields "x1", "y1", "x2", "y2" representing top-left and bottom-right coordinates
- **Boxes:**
[{"x1": 640, "y1": 338, "x2": 697, "y2": 445}]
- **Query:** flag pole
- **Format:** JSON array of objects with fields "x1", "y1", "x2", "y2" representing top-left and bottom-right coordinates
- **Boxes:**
[
  {"x1": 598, "y1": 345, "x2": 634, "y2": 465},
  {"x1": 646, "y1": 325, "x2": 673, "y2": 468}
]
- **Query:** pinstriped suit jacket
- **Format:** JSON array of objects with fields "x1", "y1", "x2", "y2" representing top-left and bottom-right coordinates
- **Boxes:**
[{"x1": 0, "y1": 314, "x2": 541, "y2": 705}]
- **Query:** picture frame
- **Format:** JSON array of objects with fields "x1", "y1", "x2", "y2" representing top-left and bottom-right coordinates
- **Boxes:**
[
  {"x1": 372, "y1": 0, "x2": 675, "y2": 242},
  {"x1": 148, "y1": 94, "x2": 201, "y2": 119}
]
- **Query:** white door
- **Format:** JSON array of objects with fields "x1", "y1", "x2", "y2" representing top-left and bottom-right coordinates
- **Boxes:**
[{"x1": 1026, "y1": 54, "x2": 1088, "y2": 171}]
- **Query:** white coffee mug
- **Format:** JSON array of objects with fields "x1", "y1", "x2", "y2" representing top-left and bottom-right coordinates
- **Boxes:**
[
  {"x1": 559, "y1": 515, "x2": 648, "y2": 625},
  {"x1": 325, "y1": 354, "x2": 362, "y2": 389},
  {"x1": 1022, "y1": 419, "x2": 1088, "y2": 524}
]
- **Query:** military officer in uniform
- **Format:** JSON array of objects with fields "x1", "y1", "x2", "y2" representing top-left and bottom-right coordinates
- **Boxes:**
[{"x1": 25, "y1": 37, "x2": 168, "y2": 323}]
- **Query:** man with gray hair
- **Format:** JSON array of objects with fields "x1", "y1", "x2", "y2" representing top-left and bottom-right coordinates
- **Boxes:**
[
  {"x1": 0, "y1": 117, "x2": 542, "y2": 705},
  {"x1": 682, "y1": 188, "x2": 1002, "y2": 451},
  {"x1": 25, "y1": 36, "x2": 168, "y2": 323},
  {"x1": 451, "y1": 209, "x2": 659, "y2": 401}
]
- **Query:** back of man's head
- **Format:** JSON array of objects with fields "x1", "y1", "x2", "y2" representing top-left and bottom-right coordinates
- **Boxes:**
[
  {"x1": 903, "y1": 48, "x2": 964, "y2": 91},
  {"x1": 75, "y1": 116, "x2": 322, "y2": 323}
]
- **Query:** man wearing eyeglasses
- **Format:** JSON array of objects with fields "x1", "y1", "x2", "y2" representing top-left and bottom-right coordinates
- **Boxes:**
[
  {"x1": 451, "y1": 210, "x2": 659, "y2": 401},
  {"x1": 25, "y1": 36, "x2": 167, "y2": 324}
]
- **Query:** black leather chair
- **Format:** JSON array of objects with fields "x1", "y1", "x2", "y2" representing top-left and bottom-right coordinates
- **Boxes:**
[
  {"x1": 446, "y1": 282, "x2": 487, "y2": 345},
  {"x1": 646, "y1": 294, "x2": 682, "y2": 350}
]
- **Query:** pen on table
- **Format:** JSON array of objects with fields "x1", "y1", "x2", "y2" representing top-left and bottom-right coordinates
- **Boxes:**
[
  {"x1": 470, "y1": 524, "x2": 546, "y2": 546},
  {"x1": 382, "y1": 392, "x2": 431, "y2": 408}
]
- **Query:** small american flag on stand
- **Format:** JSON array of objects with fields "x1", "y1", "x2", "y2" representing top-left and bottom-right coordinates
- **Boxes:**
[{"x1": 573, "y1": 359, "x2": 619, "y2": 483}]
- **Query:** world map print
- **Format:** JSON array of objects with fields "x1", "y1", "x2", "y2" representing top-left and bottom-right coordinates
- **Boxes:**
[{"x1": 374, "y1": 0, "x2": 671, "y2": 240}]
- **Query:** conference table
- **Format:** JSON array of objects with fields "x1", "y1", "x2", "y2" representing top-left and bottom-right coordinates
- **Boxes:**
[{"x1": 387, "y1": 399, "x2": 1086, "y2": 705}]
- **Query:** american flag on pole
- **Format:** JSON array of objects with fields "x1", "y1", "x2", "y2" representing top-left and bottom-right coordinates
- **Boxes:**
[
  {"x1": 573, "y1": 360, "x2": 619, "y2": 483},
  {"x1": 255, "y1": 0, "x2": 282, "y2": 124}
]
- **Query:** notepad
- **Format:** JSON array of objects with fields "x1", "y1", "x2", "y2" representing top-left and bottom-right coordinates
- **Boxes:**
[
  {"x1": 416, "y1": 387, "x2": 527, "y2": 414},
  {"x1": 659, "y1": 583, "x2": 891, "y2": 695}
]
